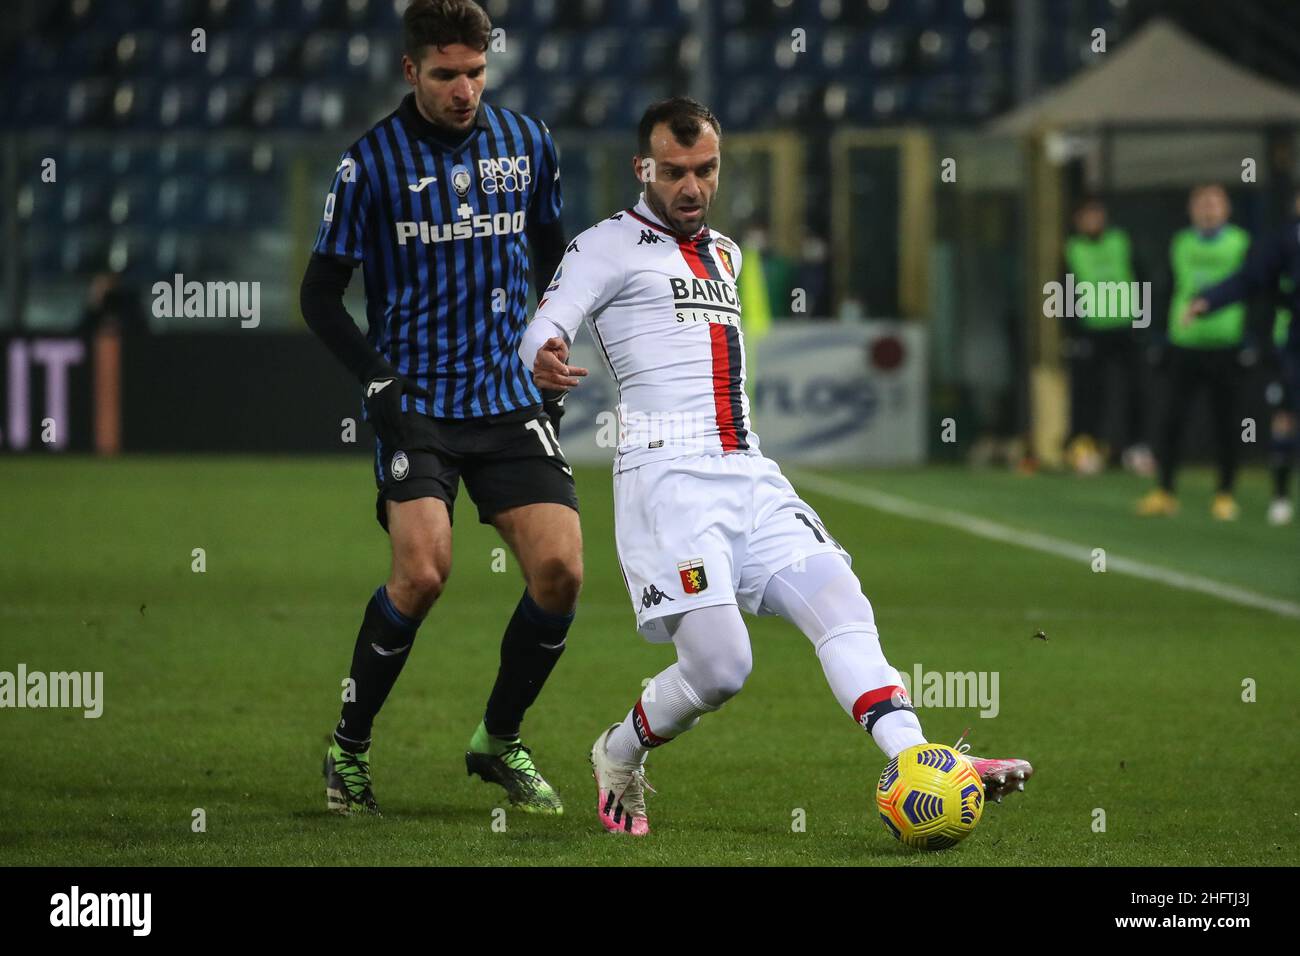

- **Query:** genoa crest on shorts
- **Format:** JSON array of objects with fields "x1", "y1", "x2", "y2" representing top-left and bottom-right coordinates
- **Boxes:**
[{"x1": 678, "y1": 559, "x2": 709, "y2": 595}]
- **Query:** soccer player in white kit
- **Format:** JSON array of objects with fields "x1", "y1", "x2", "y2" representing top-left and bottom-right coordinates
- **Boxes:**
[{"x1": 519, "y1": 98, "x2": 1032, "y2": 836}]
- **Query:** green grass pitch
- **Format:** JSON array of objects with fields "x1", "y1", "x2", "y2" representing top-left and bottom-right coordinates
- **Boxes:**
[{"x1": 1, "y1": 457, "x2": 1296, "y2": 866}]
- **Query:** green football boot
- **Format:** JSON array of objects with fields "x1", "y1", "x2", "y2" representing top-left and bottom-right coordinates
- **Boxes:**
[
  {"x1": 465, "y1": 721, "x2": 563, "y2": 815},
  {"x1": 323, "y1": 740, "x2": 381, "y2": 815}
]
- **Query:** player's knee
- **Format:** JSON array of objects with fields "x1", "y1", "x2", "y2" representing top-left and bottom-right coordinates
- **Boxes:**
[
  {"x1": 684, "y1": 641, "x2": 753, "y2": 706},
  {"x1": 528, "y1": 554, "x2": 583, "y2": 613},
  {"x1": 391, "y1": 561, "x2": 449, "y2": 613}
]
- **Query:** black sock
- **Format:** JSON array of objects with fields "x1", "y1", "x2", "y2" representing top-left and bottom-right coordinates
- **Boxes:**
[
  {"x1": 482, "y1": 590, "x2": 573, "y2": 739},
  {"x1": 1272, "y1": 432, "x2": 1295, "y2": 499},
  {"x1": 335, "y1": 586, "x2": 423, "y2": 753}
]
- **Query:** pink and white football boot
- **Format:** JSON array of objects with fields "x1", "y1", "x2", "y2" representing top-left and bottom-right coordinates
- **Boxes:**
[
  {"x1": 955, "y1": 730, "x2": 1034, "y2": 803},
  {"x1": 590, "y1": 724, "x2": 652, "y2": 836},
  {"x1": 966, "y1": 756, "x2": 1034, "y2": 802}
]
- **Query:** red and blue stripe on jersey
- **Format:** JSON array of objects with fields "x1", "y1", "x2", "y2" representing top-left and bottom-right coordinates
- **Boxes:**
[{"x1": 313, "y1": 94, "x2": 562, "y2": 419}]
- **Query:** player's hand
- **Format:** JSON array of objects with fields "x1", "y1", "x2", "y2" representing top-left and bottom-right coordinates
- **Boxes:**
[
  {"x1": 364, "y1": 372, "x2": 431, "y2": 449},
  {"x1": 533, "y1": 336, "x2": 588, "y2": 391},
  {"x1": 1180, "y1": 297, "x2": 1209, "y2": 327}
]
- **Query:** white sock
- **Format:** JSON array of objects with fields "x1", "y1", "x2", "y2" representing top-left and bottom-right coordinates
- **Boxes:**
[
  {"x1": 606, "y1": 662, "x2": 713, "y2": 765},
  {"x1": 870, "y1": 709, "x2": 927, "y2": 758},
  {"x1": 817, "y1": 627, "x2": 927, "y2": 757},
  {"x1": 760, "y1": 554, "x2": 927, "y2": 758}
]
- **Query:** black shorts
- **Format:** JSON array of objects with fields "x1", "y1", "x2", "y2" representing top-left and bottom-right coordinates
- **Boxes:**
[{"x1": 373, "y1": 404, "x2": 578, "y2": 531}]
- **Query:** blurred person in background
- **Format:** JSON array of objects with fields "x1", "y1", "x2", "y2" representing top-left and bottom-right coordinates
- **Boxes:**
[
  {"x1": 794, "y1": 232, "x2": 832, "y2": 319},
  {"x1": 1138, "y1": 184, "x2": 1252, "y2": 520},
  {"x1": 78, "y1": 272, "x2": 148, "y2": 337},
  {"x1": 741, "y1": 220, "x2": 795, "y2": 318},
  {"x1": 1059, "y1": 196, "x2": 1153, "y2": 477},
  {"x1": 1184, "y1": 188, "x2": 1300, "y2": 526}
]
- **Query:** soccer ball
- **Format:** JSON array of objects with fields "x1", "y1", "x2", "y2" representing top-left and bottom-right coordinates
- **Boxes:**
[{"x1": 876, "y1": 743, "x2": 983, "y2": 850}]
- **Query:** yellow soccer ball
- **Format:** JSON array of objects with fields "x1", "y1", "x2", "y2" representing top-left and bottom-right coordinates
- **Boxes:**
[{"x1": 876, "y1": 743, "x2": 984, "y2": 850}]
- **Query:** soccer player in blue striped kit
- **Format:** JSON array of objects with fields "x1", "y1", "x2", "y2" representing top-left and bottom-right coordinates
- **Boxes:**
[{"x1": 301, "y1": 0, "x2": 580, "y2": 815}]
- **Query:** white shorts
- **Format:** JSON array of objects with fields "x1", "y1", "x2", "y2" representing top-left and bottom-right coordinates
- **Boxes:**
[{"x1": 613, "y1": 452, "x2": 851, "y2": 641}]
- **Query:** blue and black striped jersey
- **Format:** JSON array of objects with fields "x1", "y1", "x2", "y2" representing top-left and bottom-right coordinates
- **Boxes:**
[{"x1": 313, "y1": 93, "x2": 563, "y2": 418}]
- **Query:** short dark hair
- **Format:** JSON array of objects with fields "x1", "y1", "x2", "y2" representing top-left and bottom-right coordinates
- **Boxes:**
[
  {"x1": 637, "y1": 97, "x2": 721, "y2": 156},
  {"x1": 402, "y1": 0, "x2": 492, "y2": 61}
]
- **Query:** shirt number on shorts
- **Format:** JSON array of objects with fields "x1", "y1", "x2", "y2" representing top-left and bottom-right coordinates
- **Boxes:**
[
  {"x1": 795, "y1": 512, "x2": 843, "y2": 550},
  {"x1": 525, "y1": 418, "x2": 572, "y2": 473}
]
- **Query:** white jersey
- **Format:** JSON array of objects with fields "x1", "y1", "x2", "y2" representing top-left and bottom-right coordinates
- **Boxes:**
[{"x1": 518, "y1": 197, "x2": 760, "y2": 472}]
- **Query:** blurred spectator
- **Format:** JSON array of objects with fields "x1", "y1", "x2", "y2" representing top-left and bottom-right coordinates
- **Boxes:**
[
  {"x1": 1059, "y1": 196, "x2": 1153, "y2": 476},
  {"x1": 78, "y1": 272, "x2": 148, "y2": 336},
  {"x1": 1137, "y1": 185, "x2": 1252, "y2": 520},
  {"x1": 794, "y1": 232, "x2": 831, "y2": 319},
  {"x1": 742, "y1": 222, "x2": 795, "y2": 318},
  {"x1": 1185, "y1": 188, "x2": 1300, "y2": 526}
]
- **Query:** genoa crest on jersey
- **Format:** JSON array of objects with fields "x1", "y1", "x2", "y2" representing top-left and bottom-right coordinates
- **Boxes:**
[
  {"x1": 678, "y1": 559, "x2": 709, "y2": 594},
  {"x1": 716, "y1": 246, "x2": 735, "y2": 278}
]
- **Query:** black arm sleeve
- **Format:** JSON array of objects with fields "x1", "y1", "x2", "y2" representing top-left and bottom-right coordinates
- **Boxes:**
[
  {"x1": 300, "y1": 253, "x2": 389, "y2": 384},
  {"x1": 526, "y1": 218, "x2": 567, "y2": 302},
  {"x1": 1202, "y1": 232, "x2": 1283, "y2": 313}
]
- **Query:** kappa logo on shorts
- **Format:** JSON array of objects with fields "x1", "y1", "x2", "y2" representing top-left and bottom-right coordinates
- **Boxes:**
[
  {"x1": 677, "y1": 559, "x2": 709, "y2": 595},
  {"x1": 640, "y1": 585, "x2": 675, "y2": 609},
  {"x1": 391, "y1": 451, "x2": 410, "y2": 481}
]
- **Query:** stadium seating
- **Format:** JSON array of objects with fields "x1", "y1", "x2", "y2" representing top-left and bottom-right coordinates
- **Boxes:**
[{"x1": 3, "y1": 0, "x2": 1122, "y2": 303}]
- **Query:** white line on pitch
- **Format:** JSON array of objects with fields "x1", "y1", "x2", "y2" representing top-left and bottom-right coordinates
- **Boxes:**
[{"x1": 787, "y1": 470, "x2": 1300, "y2": 621}]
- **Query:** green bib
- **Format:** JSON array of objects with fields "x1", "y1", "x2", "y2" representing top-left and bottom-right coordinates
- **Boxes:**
[
  {"x1": 1168, "y1": 225, "x2": 1250, "y2": 349},
  {"x1": 1064, "y1": 229, "x2": 1137, "y2": 329}
]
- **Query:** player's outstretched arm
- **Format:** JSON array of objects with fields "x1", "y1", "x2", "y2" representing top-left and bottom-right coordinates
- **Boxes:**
[
  {"x1": 1191, "y1": 231, "x2": 1285, "y2": 323},
  {"x1": 517, "y1": 220, "x2": 627, "y2": 390},
  {"x1": 518, "y1": 323, "x2": 587, "y2": 391},
  {"x1": 525, "y1": 219, "x2": 572, "y2": 426}
]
